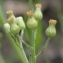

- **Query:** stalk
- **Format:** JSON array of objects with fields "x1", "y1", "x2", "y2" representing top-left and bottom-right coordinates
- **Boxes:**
[
  {"x1": 7, "y1": 34, "x2": 29, "y2": 63},
  {"x1": 36, "y1": 37, "x2": 51, "y2": 58},
  {"x1": 28, "y1": 0, "x2": 34, "y2": 10},
  {"x1": 30, "y1": 29, "x2": 37, "y2": 63}
]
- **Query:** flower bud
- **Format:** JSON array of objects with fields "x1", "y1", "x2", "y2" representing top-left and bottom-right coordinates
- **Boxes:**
[
  {"x1": 7, "y1": 10, "x2": 17, "y2": 23},
  {"x1": 7, "y1": 10, "x2": 13, "y2": 16},
  {"x1": 34, "y1": 4, "x2": 43, "y2": 20},
  {"x1": 7, "y1": 17, "x2": 14, "y2": 24},
  {"x1": 45, "y1": 19, "x2": 57, "y2": 37},
  {"x1": 49, "y1": 19, "x2": 57, "y2": 26},
  {"x1": 17, "y1": 16, "x2": 26, "y2": 30},
  {"x1": 7, "y1": 17, "x2": 20, "y2": 34},
  {"x1": 4, "y1": 23, "x2": 10, "y2": 33},
  {"x1": 10, "y1": 23, "x2": 20, "y2": 34},
  {"x1": 46, "y1": 26, "x2": 56, "y2": 37},
  {"x1": 26, "y1": 11, "x2": 37, "y2": 29}
]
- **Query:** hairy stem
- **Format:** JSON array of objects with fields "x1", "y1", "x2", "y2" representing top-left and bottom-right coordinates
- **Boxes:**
[{"x1": 36, "y1": 37, "x2": 51, "y2": 58}]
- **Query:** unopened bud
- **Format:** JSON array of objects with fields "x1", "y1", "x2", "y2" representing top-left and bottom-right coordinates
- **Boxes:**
[
  {"x1": 46, "y1": 26, "x2": 56, "y2": 37},
  {"x1": 45, "y1": 19, "x2": 57, "y2": 37},
  {"x1": 7, "y1": 10, "x2": 17, "y2": 23},
  {"x1": 4, "y1": 23, "x2": 10, "y2": 33},
  {"x1": 35, "y1": 4, "x2": 42, "y2": 9},
  {"x1": 7, "y1": 10, "x2": 13, "y2": 16},
  {"x1": 17, "y1": 16, "x2": 26, "y2": 30},
  {"x1": 27, "y1": 11, "x2": 33, "y2": 18},
  {"x1": 49, "y1": 19, "x2": 57, "y2": 25},
  {"x1": 7, "y1": 17, "x2": 14, "y2": 24},
  {"x1": 27, "y1": 17, "x2": 37, "y2": 29},
  {"x1": 10, "y1": 23, "x2": 20, "y2": 34},
  {"x1": 34, "y1": 4, "x2": 43, "y2": 20},
  {"x1": 26, "y1": 11, "x2": 37, "y2": 29}
]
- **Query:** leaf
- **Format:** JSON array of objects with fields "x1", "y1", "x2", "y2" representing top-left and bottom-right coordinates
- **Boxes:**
[
  {"x1": 35, "y1": 20, "x2": 42, "y2": 51},
  {"x1": 0, "y1": 5, "x2": 6, "y2": 27}
]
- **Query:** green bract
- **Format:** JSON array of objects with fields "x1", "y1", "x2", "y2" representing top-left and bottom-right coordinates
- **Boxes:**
[
  {"x1": 46, "y1": 25, "x2": 56, "y2": 37},
  {"x1": 17, "y1": 16, "x2": 26, "y2": 30},
  {"x1": 34, "y1": 8, "x2": 43, "y2": 20},
  {"x1": 10, "y1": 23, "x2": 20, "y2": 34},
  {"x1": 10, "y1": 15, "x2": 17, "y2": 24},
  {"x1": 27, "y1": 17, "x2": 37, "y2": 29},
  {"x1": 4, "y1": 23, "x2": 10, "y2": 33},
  {"x1": 7, "y1": 10, "x2": 17, "y2": 23}
]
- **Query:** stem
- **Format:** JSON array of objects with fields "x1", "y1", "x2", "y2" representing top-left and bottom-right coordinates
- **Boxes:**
[
  {"x1": 20, "y1": 30, "x2": 32, "y2": 49},
  {"x1": 18, "y1": 41, "x2": 29, "y2": 63},
  {"x1": 36, "y1": 37, "x2": 51, "y2": 58},
  {"x1": 30, "y1": 29, "x2": 37, "y2": 63},
  {"x1": 28, "y1": 0, "x2": 34, "y2": 10},
  {"x1": 7, "y1": 34, "x2": 29, "y2": 63},
  {"x1": 16, "y1": 34, "x2": 32, "y2": 50},
  {"x1": 21, "y1": 30, "x2": 24, "y2": 37},
  {"x1": 10, "y1": 34, "x2": 22, "y2": 49},
  {"x1": 21, "y1": 39, "x2": 33, "y2": 50},
  {"x1": 16, "y1": 34, "x2": 29, "y2": 63}
]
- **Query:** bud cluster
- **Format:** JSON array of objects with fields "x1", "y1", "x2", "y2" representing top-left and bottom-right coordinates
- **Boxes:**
[
  {"x1": 4, "y1": 3, "x2": 43, "y2": 33},
  {"x1": 26, "y1": 3, "x2": 43, "y2": 29},
  {"x1": 4, "y1": 10, "x2": 25, "y2": 34},
  {"x1": 4, "y1": 4, "x2": 57, "y2": 37}
]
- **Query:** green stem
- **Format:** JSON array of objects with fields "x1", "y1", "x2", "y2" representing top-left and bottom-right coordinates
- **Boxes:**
[
  {"x1": 16, "y1": 34, "x2": 32, "y2": 50},
  {"x1": 7, "y1": 34, "x2": 29, "y2": 63},
  {"x1": 17, "y1": 35, "x2": 29, "y2": 63},
  {"x1": 21, "y1": 30, "x2": 24, "y2": 37},
  {"x1": 28, "y1": 0, "x2": 34, "y2": 10},
  {"x1": 30, "y1": 29, "x2": 37, "y2": 63},
  {"x1": 34, "y1": 0, "x2": 40, "y2": 4},
  {"x1": 21, "y1": 39, "x2": 33, "y2": 50},
  {"x1": 36, "y1": 37, "x2": 51, "y2": 58},
  {"x1": 10, "y1": 34, "x2": 22, "y2": 49}
]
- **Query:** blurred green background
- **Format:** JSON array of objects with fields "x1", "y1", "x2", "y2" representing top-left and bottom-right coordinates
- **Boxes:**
[{"x1": 0, "y1": 0, "x2": 63, "y2": 63}]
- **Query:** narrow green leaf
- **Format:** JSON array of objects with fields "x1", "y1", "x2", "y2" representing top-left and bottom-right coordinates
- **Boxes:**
[{"x1": 35, "y1": 20, "x2": 42, "y2": 51}]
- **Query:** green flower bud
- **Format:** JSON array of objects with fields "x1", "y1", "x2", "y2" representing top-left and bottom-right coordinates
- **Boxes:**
[
  {"x1": 4, "y1": 23, "x2": 10, "y2": 33},
  {"x1": 45, "y1": 19, "x2": 57, "y2": 37},
  {"x1": 10, "y1": 23, "x2": 20, "y2": 34},
  {"x1": 7, "y1": 17, "x2": 20, "y2": 34},
  {"x1": 7, "y1": 10, "x2": 13, "y2": 16},
  {"x1": 7, "y1": 17, "x2": 14, "y2": 24},
  {"x1": 26, "y1": 11, "x2": 37, "y2": 29},
  {"x1": 17, "y1": 16, "x2": 26, "y2": 30},
  {"x1": 46, "y1": 26, "x2": 56, "y2": 37},
  {"x1": 7, "y1": 10, "x2": 17, "y2": 23},
  {"x1": 27, "y1": 17, "x2": 37, "y2": 29},
  {"x1": 34, "y1": 4, "x2": 43, "y2": 20}
]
